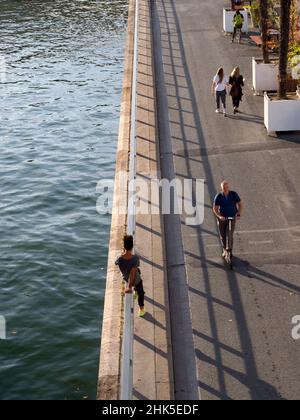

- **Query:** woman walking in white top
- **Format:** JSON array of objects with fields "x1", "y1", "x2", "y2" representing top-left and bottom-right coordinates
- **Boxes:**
[{"x1": 212, "y1": 68, "x2": 229, "y2": 117}]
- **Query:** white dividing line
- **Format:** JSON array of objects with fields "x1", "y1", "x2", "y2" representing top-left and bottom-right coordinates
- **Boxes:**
[
  {"x1": 237, "y1": 250, "x2": 299, "y2": 257},
  {"x1": 236, "y1": 226, "x2": 300, "y2": 235},
  {"x1": 249, "y1": 240, "x2": 274, "y2": 245},
  {"x1": 206, "y1": 244, "x2": 222, "y2": 248},
  {"x1": 200, "y1": 226, "x2": 300, "y2": 238}
]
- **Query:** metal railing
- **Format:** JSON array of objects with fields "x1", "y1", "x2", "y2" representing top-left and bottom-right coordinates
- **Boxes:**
[{"x1": 120, "y1": 0, "x2": 139, "y2": 401}]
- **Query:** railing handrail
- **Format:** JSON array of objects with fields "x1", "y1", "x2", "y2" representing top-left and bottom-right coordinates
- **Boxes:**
[{"x1": 121, "y1": 0, "x2": 139, "y2": 401}]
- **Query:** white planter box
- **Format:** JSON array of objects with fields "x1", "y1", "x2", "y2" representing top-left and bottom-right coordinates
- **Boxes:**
[
  {"x1": 264, "y1": 92, "x2": 300, "y2": 133},
  {"x1": 252, "y1": 57, "x2": 278, "y2": 94},
  {"x1": 223, "y1": 8, "x2": 249, "y2": 33}
]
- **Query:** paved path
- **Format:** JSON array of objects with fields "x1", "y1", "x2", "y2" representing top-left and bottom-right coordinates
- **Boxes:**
[
  {"x1": 98, "y1": 0, "x2": 173, "y2": 400},
  {"x1": 133, "y1": 0, "x2": 174, "y2": 400},
  {"x1": 153, "y1": 0, "x2": 300, "y2": 400}
]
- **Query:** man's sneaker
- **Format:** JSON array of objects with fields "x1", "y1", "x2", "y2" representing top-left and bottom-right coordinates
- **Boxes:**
[
  {"x1": 216, "y1": 109, "x2": 220, "y2": 114},
  {"x1": 138, "y1": 308, "x2": 146, "y2": 317}
]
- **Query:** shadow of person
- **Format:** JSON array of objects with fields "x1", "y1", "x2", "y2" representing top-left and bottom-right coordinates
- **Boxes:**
[
  {"x1": 142, "y1": 312, "x2": 167, "y2": 331},
  {"x1": 233, "y1": 257, "x2": 300, "y2": 295},
  {"x1": 225, "y1": 113, "x2": 264, "y2": 125}
]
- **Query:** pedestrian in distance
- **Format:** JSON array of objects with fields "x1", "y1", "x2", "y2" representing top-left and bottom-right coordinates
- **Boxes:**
[
  {"x1": 229, "y1": 67, "x2": 244, "y2": 114},
  {"x1": 231, "y1": 0, "x2": 243, "y2": 10},
  {"x1": 232, "y1": 10, "x2": 244, "y2": 43},
  {"x1": 212, "y1": 67, "x2": 230, "y2": 117},
  {"x1": 115, "y1": 235, "x2": 146, "y2": 317}
]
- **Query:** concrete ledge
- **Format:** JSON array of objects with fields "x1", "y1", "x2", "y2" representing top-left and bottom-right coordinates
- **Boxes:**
[
  {"x1": 133, "y1": 0, "x2": 174, "y2": 401},
  {"x1": 97, "y1": 0, "x2": 135, "y2": 401},
  {"x1": 98, "y1": 0, "x2": 174, "y2": 401}
]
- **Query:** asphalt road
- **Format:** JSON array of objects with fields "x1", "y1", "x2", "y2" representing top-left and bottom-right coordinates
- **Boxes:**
[{"x1": 153, "y1": 0, "x2": 300, "y2": 400}]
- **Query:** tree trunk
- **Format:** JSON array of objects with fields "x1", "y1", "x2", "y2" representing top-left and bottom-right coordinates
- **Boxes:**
[
  {"x1": 260, "y1": 0, "x2": 270, "y2": 63},
  {"x1": 278, "y1": 0, "x2": 292, "y2": 99}
]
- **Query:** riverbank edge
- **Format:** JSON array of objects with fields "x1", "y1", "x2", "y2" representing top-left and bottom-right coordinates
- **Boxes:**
[{"x1": 97, "y1": 0, "x2": 135, "y2": 400}]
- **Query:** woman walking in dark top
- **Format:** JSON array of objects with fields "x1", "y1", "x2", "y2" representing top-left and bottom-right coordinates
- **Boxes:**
[{"x1": 229, "y1": 67, "x2": 244, "y2": 114}]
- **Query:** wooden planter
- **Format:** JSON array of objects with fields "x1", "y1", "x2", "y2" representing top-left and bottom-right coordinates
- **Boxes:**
[
  {"x1": 252, "y1": 58, "x2": 298, "y2": 95},
  {"x1": 252, "y1": 57, "x2": 278, "y2": 94},
  {"x1": 286, "y1": 78, "x2": 299, "y2": 92}
]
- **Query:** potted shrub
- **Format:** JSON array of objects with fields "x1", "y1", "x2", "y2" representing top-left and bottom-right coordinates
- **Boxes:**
[
  {"x1": 264, "y1": 0, "x2": 300, "y2": 133},
  {"x1": 289, "y1": 42, "x2": 300, "y2": 95},
  {"x1": 252, "y1": 0, "x2": 279, "y2": 94},
  {"x1": 250, "y1": 0, "x2": 260, "y2": 28}
]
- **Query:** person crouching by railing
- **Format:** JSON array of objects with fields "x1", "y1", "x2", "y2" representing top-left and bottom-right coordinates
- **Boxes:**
[{"x1": 116, "y1": 235, "x2": 146, "y2": 317}]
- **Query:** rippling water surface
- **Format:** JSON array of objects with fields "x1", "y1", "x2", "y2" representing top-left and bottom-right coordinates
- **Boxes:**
[{"x1": 0, "y1": 0, "x2": 127, "y2": 400}]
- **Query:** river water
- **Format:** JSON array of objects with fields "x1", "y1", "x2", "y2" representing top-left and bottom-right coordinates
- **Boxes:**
[{"x1": 0, "y1": 0, "x2": 127, "y2": 400}]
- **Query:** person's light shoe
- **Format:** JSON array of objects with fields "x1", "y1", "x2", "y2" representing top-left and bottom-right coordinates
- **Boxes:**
[
  {"x1": 215, "y1": 109, "x2": 220, "y2": 114},
  {"x1": 138, "y1": 308, "x2": 146, "y2": 317}
]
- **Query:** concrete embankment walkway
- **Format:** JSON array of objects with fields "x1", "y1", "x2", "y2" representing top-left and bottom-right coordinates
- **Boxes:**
[
  {"x1": 99, "y1": 0, "x2": 300, "y2": 401},
  {"x1": 98, "y1": 0, "x2": 173, "y2": 401}
]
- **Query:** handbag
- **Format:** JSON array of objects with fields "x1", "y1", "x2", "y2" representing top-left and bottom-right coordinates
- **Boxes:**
[{"x1": 230, "y1": 82, "x2": 240, "y2": 97}]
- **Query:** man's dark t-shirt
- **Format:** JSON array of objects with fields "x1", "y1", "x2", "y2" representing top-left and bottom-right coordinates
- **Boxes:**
[
  {"x1": 214, "y1": 191, "x2": 241, "y2": 218},
  {"x1": 115, "y1": 255, "x2": 141, "y2": 285}
]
